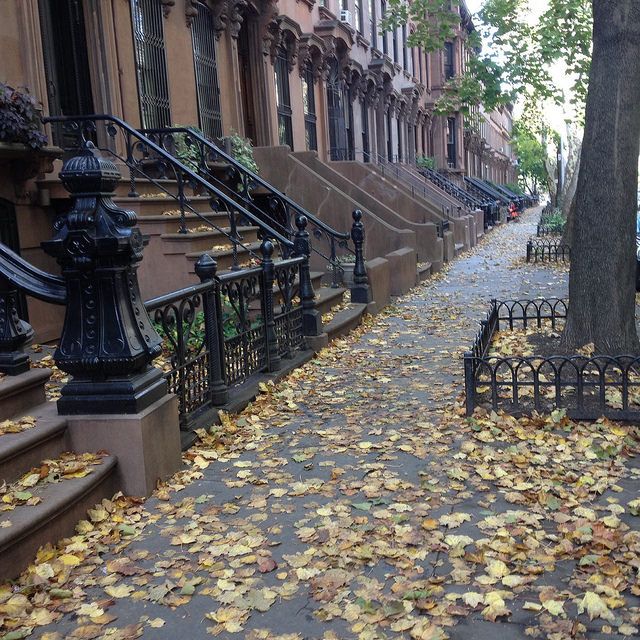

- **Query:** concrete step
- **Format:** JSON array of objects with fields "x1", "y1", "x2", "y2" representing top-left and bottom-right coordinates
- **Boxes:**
[
  {"x1": 162, "y1": 226, "x2": 259, "y2": 255},
  {"x1": 186, "y1": 241, "x2": 264, "y2": 272},
  {"x1": 454, "y1": 243, "x2": 464, "y2": 256},
  {"x1": 113, "y1": 195, "x2": 214, "y2": 217},
  {"x1": 0, "y1": 369, "x2": 51, "y2": 422},
  {"x1": 417, "y1": 262, "x2": 433, "y2": 282},
  {"x1": 325, "y1": 303, "x2": 367, "y2": 342},
  {"x1": 137, "y1": 212, "x2": 231, "y2": 235},
  {"x1": 0, "y1": 402, "x2": 70, "y2": 485},
  {"x1": 0, "y1": 453, "x2": 118, "y2": 581},
  {"x1": 314, "y1": 286, "x2": 347, "y2": 316}
]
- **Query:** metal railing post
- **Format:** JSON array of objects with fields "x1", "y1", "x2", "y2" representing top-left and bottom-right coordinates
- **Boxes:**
[
  {"x1": 294, "y1": 215, "x2": 322, "y2": 337},
  {"x1": 350, "y1": 210, "x2": 372, "y2": 304},
  {"x1": 261, "y1": 239, "x2": 281, "y2": 372},
  {"x1": 0, "y1": 278, "x2": 33, "y2": 375},
  {"x1": 194, "y1": 254, "x2": 228, "y2": 406}
]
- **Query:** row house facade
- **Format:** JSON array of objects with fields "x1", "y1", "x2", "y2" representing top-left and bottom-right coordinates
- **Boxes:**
[{"x1": 2, "y1": 0, "x2": 515, "y2": 177}]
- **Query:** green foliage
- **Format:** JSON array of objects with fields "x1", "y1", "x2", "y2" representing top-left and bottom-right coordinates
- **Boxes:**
[
  {"x1": 540, "y1": 208, "x2": 566, "y2": 233},
  {"x1": 416, "y1": 155, "x2": 437, "y2": 170},
  {"x1": 382, "y1": 0, "x2": 592, "y2": 119},
  {"x1": 511, "y1": 119, "x2": 549, "y2": 195},
  {"x1": 505, "y1": 182, "x2": 525, "y2": 195},
  {"x1": 174, "y1": 126, "x2": 202, "y2": 172},
  {"x1": 380, "y1": 0, "x2": 461, "y2": 53},
  {"x1": 228, "y1": 130, "x2": 259, "y2": 174}
]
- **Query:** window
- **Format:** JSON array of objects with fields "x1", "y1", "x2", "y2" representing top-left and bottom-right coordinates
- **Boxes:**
[
  {"x1": 386, "y1": 110, "x2": 393, "y2": 161},
  {"x1": 361, "y1": 100, "x2": 370, "y2": 160},
  {"x1": 191, "y1": 1, "x2": 223, "y2": 139},
  {"x1": 392, "y1": 26, "x2": 398, "y2": 63},
  {"x1": 131, "y1": 0, "x2": 171, "y2": 128},
  {"x1": 444, "y1": 42, "x2": 455, "y2": 80},
  {"x1": 447, "y1": 117, "x2": 457, "y2": 168},
  {"x1": 369, "y1": 0, "x2": 376, "y2": 48},
  {"x1": 396, "y1": 117, "x2": 402, "y2": 162},
  {"x1": 355, "y1": 0, "x2": 363, "y2": 33},
  {"x1": 418, "y1": 46, "x2": 423, "y2": 83},
  {"x1": 381, "y1": 0, "x2": 388, "y2": 55},
  {"x1": 402, "y1": 25, "x2": 408, "y2": 71},
  {"x1": 274, "y1": 45, "x2": 293, "y2": 149},
  {"x1": 302, "y1": 63, "x2": 317, "y2": 151}
]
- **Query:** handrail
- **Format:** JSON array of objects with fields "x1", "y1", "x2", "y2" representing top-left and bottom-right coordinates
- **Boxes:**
[
  {"x1": 0, "y1": 244, "x2": 66, "y2": 305},
  {"x1": 419, "y1": 166, "x2": 486, "y2": 209},
  {"x1": 139, "y1": 126, "x2": 350, "y2": 242},
  {"x1": 43, "y1": 114, "x2": 295, "y2": 250},
  {"x1": 465, "y1": 177, "x2": 511, "y2": 205}
]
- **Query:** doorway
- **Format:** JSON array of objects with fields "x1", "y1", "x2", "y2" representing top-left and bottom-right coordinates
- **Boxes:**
[{"x1": 39, "y1": 0, "x2": 94, "y2": 146}]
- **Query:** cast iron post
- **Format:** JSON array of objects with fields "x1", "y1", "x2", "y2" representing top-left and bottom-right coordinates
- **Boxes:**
[
  {"x1": 0, "y1": 278, "x2": 33, "y2": 375},
  {"x1": 261, "y1": 239, "x2": 281, "y2": 372},
  {"x1": 194, "y1": 253, "x2": 228, "y2": 406},
  {"x1": 41, "y1": 142, "x2": 166, "y2": 414},
  {"x1": 350, "y1": 210, "x2": 372, "y2": 304},
  {"x1": 293, "y1": 215, "x2": 322, "y2": 336}
]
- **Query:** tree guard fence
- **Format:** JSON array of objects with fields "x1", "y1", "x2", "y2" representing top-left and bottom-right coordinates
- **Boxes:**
[
  {"x1": 526, "y1": 239, "x2": 571, "y2": 263},
  {"x1": 464, "y1": 298, "x2": 640, "y2": 420}
]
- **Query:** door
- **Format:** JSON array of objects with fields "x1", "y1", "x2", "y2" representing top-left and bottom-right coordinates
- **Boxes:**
[
  {"x1": 39, "y1": 0, "x2": 94, "y2": 146},
  {"x1": 327, "y1": 60, "x2": 348, "y2": 160}
]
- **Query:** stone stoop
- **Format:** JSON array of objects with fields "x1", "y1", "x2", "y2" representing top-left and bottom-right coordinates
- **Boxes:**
[{"x1": 0, "y1": 371, "x2": 119, "y2": 581}]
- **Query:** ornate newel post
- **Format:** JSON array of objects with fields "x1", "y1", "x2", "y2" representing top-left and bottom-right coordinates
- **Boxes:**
[
  {"x1": 194, "y1": 253, "x2": 229, "y2": 406},
  {"x1": 41, "y1": 142, "x2": 166, "y2": 415},
  {"x1": 0, "y1": 279, "x2": 33, "y2": 375},
  {"x1": 350, "y1": 210, "x2": 372, "y2": 304},
  {"x1": 261, "y1": 239, "x2": 281, "y2": 372},
  {"x1": 293, "y1": 215, "x2": 322, "y2": 336}
]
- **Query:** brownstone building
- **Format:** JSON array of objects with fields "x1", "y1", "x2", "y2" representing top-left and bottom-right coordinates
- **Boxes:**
[{"x1": 0, "y1": 0, "x2": 516, "y2": 340}]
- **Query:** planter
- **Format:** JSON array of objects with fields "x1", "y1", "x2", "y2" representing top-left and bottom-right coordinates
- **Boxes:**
[{"x1": 0, "y1": 143, "x2": 62, "y2": 198}]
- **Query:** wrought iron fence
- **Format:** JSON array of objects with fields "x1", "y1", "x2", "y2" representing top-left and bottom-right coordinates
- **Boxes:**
[
  {"x1": 464, "y1": 298, "x2": 640, "y2": 421},
  {"x1": 145, "y1": 244, "x2": 306, "y2": 426},
  {"x1": 526, "y1": 239, "x2": 571, "y2": 263}
]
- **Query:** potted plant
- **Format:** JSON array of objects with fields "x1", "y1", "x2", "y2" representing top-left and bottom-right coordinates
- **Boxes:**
[{"x1": 0, "y1": 83, "x2": 47, "y2": 151}]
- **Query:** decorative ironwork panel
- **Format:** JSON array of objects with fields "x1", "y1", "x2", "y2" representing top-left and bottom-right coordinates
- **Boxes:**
[
  {"x1": 146, "y1": 284, "x2": 210, "y2": 425},
  {"x1": 463, "y1": 298, "x2": 640, "y2": 421},
  {"x1": 526, "y1": 239, "x2": 571, "y2": 263},
  {"x1": 273, "y1": 258, "x2": 304, "y2": 358},
  {"x1": 219, "y1": 268, "x2": 267, "y2": 386},
  {"x1": 191, "y1": 2, "x2": 223, "y2": 140},
  {"x1": 131, "y1": 0, "x2": 172, "y2": 129}
]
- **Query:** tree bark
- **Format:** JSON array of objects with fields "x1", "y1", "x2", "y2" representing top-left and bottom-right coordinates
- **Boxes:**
[
  {"x1": 562, "y1": 0, "x2": 640, "y2": 353},
  {"x1": 561, "y1": 152, "x2": 580, "y2": 247}
]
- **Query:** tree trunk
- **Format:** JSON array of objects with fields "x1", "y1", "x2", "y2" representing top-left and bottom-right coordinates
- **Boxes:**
[
  {"x1": 562, "y1": 0, "x2": 640, "y2": 353},
  {"x1": 545, "y1": 155, "x2": 558, "y2": 207},
  {"x1": 561, "y1": 152, "x2": 580, "y2": 247}
]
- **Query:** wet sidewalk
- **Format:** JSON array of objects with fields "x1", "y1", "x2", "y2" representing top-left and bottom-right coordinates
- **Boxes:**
[{"x1": 7, "y1": 208, "x2": 640, "y2": 640}]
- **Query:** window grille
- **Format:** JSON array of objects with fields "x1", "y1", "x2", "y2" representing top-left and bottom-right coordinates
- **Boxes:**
[
  {"x1": 274, "y1": 46, "x2": 293, "y2": 149},
  {"x1": 191, "y1": 2, "x2": 223, "y2": 139},
  {"x1": 131, "y1": 0, "x2": 171, "y2": 129}
]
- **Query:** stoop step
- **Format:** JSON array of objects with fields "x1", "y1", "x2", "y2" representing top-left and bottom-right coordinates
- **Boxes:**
[
  {"x1": 325, "y1": 303, "x2": 367, "y2": 342},
  {"x1": 0, "y1": 454, "x2": 118, "y2": 581}
]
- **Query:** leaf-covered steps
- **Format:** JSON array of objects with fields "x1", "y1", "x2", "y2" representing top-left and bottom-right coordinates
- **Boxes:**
[{"x1": 0, "y1": 451, "x2": 118, "y2": 581}]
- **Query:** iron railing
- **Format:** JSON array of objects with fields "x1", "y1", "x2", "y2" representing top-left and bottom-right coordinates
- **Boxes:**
[
  {"x1": 145, "y1": 242, "x2": 306, "y2": 425},
  {"x1": 464, "y1": 298, "x2": 640, "y2": 421},
  {"x1": 137, "y1": 126, "x2": 356, "y2": 287},
  {"x1": 44, "y1": 114, "x2": 296, "y2": 268},
  {"x1": 526, "y1": 239, "x2": 571, "y2": 263}
]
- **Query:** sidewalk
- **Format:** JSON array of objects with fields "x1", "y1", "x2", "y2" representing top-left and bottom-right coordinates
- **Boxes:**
[{"x1": 5, "y1": 208, "x2": 640, "y2": 640}]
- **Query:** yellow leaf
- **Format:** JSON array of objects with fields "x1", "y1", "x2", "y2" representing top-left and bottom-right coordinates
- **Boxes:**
[
  {"x1": 542, "y1": 599, "x2": 565, "y2": 617},
  {"x1": 59, "y1": 554, "x2": 81, "y2": 566},
  {"x1": 461, "y1": 592, "x2": 484, "y2": 607},
  {"x1": 148, "y1": 618, "x2": 165, "y2": 628},
  {"x1": 577, "y1": 591, "x2": 615, "y2": 621},
  {"x1": 486, "y1": 559, "x2": 509, "y2": 578},
  {"x1": 482, "y1": 592, "x2": 511, "y2": 621},
  {"x1": 105, "y1": 584, "x2": 134, "y2": 598}
]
